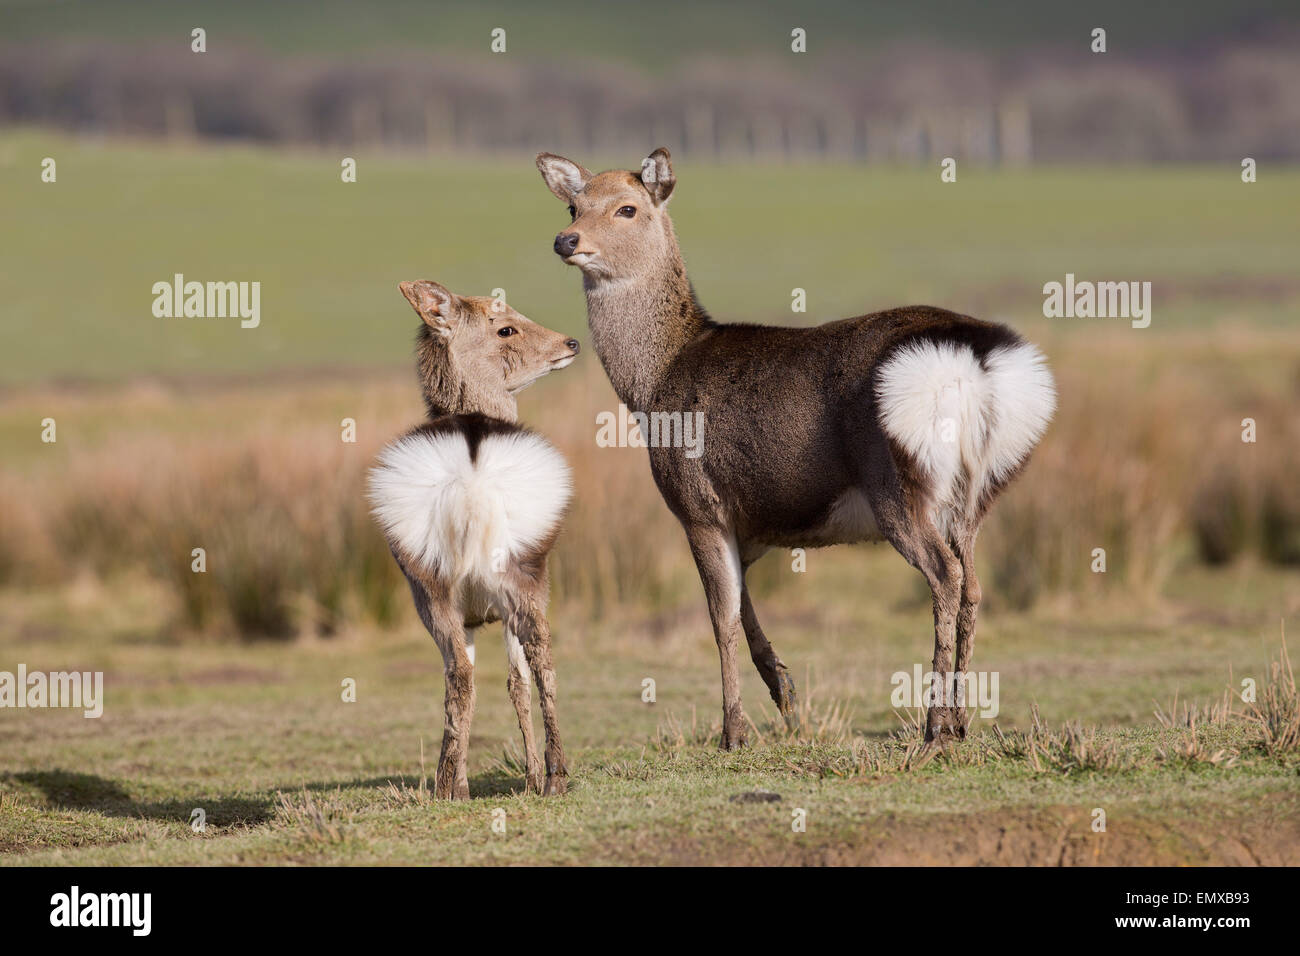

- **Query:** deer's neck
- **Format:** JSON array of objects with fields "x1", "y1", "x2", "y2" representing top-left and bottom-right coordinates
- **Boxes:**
[
  {"x1": 417, "y1": 332, "x2": 517, "y2": 422},
  {"x1": 584, "y1": 261, "x2": 710, "y2": 410}
]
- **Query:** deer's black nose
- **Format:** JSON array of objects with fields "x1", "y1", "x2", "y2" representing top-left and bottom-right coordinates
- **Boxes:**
[
  {"x1": 565, "y1": 338, "x2": 580, "y2": 353},
  {"x1": 554, "y1": 232, "x2": 580, "y2": 257}
]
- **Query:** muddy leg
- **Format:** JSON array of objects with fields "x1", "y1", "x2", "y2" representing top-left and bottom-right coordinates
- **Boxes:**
[
  {"x1": 513, "y1": 605, "x2": 568, "y2": 796},
  {"x1": 952, "y1": 533, "x2": 982, "y2": 736},
  {"x1": 399, "y1": 563, "x2": 475, "y2": 799},
  {"x1": 505, "y1": 625, "x2": 544, "y2": 793},
  {"x1": 875, "y1": 515, "x2": 964, "y2": 742},
  {"x1": 432, "y1": 618, "x2": 475, "y2": 800}
]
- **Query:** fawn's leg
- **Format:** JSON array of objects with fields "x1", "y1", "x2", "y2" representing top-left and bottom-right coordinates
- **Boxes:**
[
  {"x1": 397, "y1": 561, "x2": 476, "y2": 799},
  {"x1": 430, "y1": 611, "x2": 475, "y2": 800},
  {"x1": 511, "y1": 601, "x2": 568, "y2": 796},
  {"x1": 504, "y1": 625, "x2": 544, "y2": 793},
  {"x1": 686, "y1": 525, "x2": 748, "y2": 750}
]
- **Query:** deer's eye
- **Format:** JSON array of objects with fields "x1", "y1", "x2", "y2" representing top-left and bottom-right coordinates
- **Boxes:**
[
  {"x1": 497, "y1": 326, "x2": 517, "y2": 338},
  {"x1": 616, "y1": 205, "x2": 637, "y2": 219},
  {"x1": 567, "y1": 205, "x2": 576, "y2": 220}
]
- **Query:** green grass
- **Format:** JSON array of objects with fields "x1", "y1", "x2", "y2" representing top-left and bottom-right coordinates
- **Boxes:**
[
  {"x1": 2, "y1": 555, "x2": 1297, "y2": 865},
  {"x1": 2, "y1": 129, "x2": 1298, "y2": 385}
]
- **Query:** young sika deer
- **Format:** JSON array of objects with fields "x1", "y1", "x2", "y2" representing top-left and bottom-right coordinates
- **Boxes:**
[
  {"x1": 537, "y1": 148, "x2": 1056, "y2": 747},
  {"x1": 367, "y1": 281, "x2": 580, "y2": 797}
]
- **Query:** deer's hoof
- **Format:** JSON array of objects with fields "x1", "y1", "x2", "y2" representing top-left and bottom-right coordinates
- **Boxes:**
[
  {"x1": 719, "y1": 725, "x2": 749, "y2": 751},
  {"x1": 776, "y1": 670, "x2": 799, "y2": 719},
  {"x1": 924, "y1": 707, "x2": 966, "y2": 743}
]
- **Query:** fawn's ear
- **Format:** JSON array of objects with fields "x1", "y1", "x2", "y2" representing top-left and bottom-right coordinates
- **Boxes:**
[
  {"x1": 399, "y1": 280, "x2": 460, "y2": 337},
  {"x1": 639, "y1": 147, "x2": 675, "y2": 206},
  {"x1": 536, "y1": 152, "x2": 592, "y2": 203}
]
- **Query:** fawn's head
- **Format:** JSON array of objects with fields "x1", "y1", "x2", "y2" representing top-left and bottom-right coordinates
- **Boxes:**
[
  {"x1": 536, "y1": 148, "x2": 681, "y2": 284},
  {"x1": 399, "y1": 280, "x2": 579, "y2": 420}
]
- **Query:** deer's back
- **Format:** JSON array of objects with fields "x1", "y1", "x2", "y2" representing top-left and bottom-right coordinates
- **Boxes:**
[{"x1": 645, "y1": 306, "x2": 1028, "y2": 539}]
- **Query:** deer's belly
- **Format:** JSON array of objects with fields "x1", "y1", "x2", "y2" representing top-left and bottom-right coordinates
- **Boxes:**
[
  {"x1": 460, "y1": 582, "x2": 504, "y2": 628},
  {"x1": 758, "y1": 487, "x2": 885, "y2": 549}
]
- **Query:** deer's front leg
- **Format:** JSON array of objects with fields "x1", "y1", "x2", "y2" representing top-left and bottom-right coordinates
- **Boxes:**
[{"x1": 686, "y1": 525, "x2": 749, "y2": 750}]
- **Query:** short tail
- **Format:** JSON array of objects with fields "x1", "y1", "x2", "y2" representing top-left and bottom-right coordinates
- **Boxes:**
[
  {"x1": 875, "y1": 334, "x2": 1056, "y2": 535},
  {"x1": 447, "y1": 477, "x2": 510, "y2": 582}
]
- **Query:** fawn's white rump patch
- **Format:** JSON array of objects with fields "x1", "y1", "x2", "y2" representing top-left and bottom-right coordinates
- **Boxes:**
[
  {"x1": 367, "y1": 429, "x2": 572, "y2": 584},
  {"x1": 875, "y1": 339, "x2": 1055, "y2": 535}
]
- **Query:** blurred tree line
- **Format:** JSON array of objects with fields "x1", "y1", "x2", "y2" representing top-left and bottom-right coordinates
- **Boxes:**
[{"x1": 1, "y1": 39, "x2": 1298, "y2": 162}]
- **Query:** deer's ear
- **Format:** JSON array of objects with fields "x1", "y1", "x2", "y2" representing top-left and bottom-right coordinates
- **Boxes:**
[
  {"x1": 535, "y1": 152, "x2": 592, "y2": 203},
  {"x1": 399, "y1": 280, "x2": 459, "y2": 336},
  {"x1": 639, "y1": 147, "x2": 675, "y2": 206}
]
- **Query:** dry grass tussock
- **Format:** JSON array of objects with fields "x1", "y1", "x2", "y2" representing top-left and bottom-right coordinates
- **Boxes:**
[{"x1": 2, "y1": 340, "x2": 1297, "y2": 637}]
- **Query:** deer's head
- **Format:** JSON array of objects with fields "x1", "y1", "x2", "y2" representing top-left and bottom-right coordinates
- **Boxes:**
[
  {"x1": 400, "y1": 280, "x2": 579, "y2": 419},
  {"x1": 536, "y1": 148, "x2": 680, "y2": 284}
]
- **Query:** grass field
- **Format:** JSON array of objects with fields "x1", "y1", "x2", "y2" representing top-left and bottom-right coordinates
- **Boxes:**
[
  {"x1": 3, "y1": 548, "x2": 1298, "y2": 865},
  {"x1": 2, "y1": 131, "x2": 1299, "y2": 865},
  {"x1": 2, "y1": 130, "x2": 1298, "y2": 385}
]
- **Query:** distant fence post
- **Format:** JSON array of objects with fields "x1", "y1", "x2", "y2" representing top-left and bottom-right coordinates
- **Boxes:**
[{"x1": 997, "y1": 102, "x2": 1032, "y2": 166}]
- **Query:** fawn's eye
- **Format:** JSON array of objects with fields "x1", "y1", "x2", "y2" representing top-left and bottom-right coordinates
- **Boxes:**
[
  {"x1": 567, "y1": 204, "x2": 576, "y2": 220},
  {"x1": 616, "y1": 205, "x2": 637, "y2": 219},
  {"x1": 497, "y1": 326, "x2": 517, "y2": 338}
]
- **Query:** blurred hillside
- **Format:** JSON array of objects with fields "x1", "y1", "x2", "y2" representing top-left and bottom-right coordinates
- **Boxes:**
[{"x1": 2, "y1": 0, "x2": 1299, "y2": 161}]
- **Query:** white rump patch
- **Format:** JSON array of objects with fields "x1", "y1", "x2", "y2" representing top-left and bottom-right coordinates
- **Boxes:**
[
  {"x1": 979, "y1": 342, "x2": 1057, "y2": 488},
  {"x1": 876, "y1": 338, "x2": 1055, "y2": 534},
  {"x1": 367, "y1": 429, "x2": 572, "y2": 586}
]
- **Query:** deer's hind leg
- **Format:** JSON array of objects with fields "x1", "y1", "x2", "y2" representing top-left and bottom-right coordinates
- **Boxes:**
[
  {"x1": 892, "y1": 523, "x2": 964, "y2": 743},
  {"x1": 504, "y1": 567, "x2": 567, "y2": 796},
  {"x1": 515, "y1": 610, "x2": 567, "y2": 795},
  {"x1": 504, "y1": 625, "x2": 544, "y2": 794},
  {"x1": 857, "y1": 458, "x2": 965, "y2": 743},
  {"x1": 399, "y1": 559, "x2": 476, "y2": 799},
  {"x1": 430, "y1": 615, "x2": 476, "y2": 799},
  {"x1": 952, "y1": 526, "x2": 982, "y2": 736}
]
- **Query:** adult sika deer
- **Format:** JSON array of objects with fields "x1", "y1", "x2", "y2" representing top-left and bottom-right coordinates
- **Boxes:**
[
  {"x1": 537, "y1": 148, "x2": 1055, "y2": 746},
  {"x1": 368, "y1": 281, "x2": 580, "y2": 796}
]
